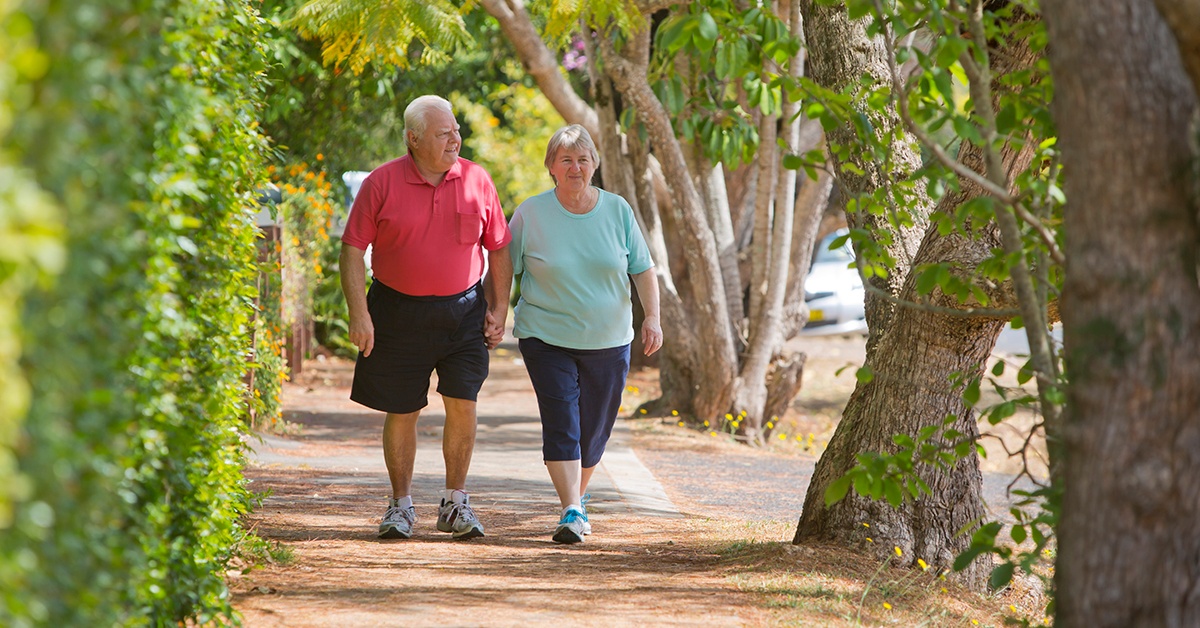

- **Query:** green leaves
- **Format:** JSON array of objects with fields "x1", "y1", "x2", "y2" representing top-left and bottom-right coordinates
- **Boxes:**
[
  {"x1": 1, "y1": 2, "x2": 270, "y2": 624},
  {"x1": 647, "y1": 1, "x2": 799, "y2": 168}
]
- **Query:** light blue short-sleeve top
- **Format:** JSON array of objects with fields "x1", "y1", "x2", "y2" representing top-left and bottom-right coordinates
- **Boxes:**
[{"x1": 510, "y1": 187, "x2": 654, "y2": 350}]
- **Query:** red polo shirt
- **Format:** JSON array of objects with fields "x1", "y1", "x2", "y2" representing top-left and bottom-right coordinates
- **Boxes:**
[{"x1": 342, "y1": 156, "x2": 511, "y2": 296}]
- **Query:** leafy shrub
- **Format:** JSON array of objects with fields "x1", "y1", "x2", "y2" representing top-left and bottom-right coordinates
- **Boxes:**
[{"x1": 0, "y1": 1, "x2": 269, "y2": 624}]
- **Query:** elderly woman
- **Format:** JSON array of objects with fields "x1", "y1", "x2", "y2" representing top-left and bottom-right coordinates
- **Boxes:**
[{"x1": 509, "y1": 124, "x2": 663, "y2": 544}]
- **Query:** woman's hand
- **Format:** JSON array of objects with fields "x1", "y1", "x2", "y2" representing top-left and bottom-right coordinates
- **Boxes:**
[{"x1": 640, "y1": 314, "x2": 663, "y2": 356}]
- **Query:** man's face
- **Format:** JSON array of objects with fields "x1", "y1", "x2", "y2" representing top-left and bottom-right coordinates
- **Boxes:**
[{"x1": 408, "y1": 109, "x2": 460, "y2": 175}]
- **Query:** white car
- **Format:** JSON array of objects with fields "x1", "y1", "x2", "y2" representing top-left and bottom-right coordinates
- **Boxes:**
[{"x1": 800, "y1": 229, "x2": 867, "y2": 336}]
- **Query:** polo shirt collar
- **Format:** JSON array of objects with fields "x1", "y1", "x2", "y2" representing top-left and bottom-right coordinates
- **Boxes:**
[{"x1": 403, "y1": 155, "x2": 463, "y2": 186}]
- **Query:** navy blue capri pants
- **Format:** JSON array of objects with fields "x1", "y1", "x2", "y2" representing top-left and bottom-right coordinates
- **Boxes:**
[{"x1": 518, "y1": 337, "x2": 631, "y2": 468}]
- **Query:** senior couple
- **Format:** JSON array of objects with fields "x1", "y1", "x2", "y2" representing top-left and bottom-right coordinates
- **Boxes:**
[{"x1": 339, "y1": 95, "x2": 661, "y2": 544}]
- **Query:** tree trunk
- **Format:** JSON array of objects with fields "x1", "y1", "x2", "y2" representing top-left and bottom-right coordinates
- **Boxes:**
[
  {"x1": 598, "y1": 20, "x2": 739, "y2": 420},
  {"x1": 799, "y1": 0, "x2": 930, "y2": 353},
  {"x1": 794, "y1": 3, "x2": 1040, "y2": 589},
  {"x1": 793, "y1": 222, "x2": 1017, "y2": 588},
  {"x1": 1044, "y1": 0, "x2": 1200, "y2": 625}
]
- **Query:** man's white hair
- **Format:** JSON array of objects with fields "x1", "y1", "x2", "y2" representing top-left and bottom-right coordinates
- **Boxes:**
[{"x1": 404, "y1": 95, "x2": 453, "y2": 149}]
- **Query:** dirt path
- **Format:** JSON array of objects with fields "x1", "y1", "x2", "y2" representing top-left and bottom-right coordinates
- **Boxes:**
[
  {"x1": 231, "y1": 337, "x2": 1036, "y2": 626},
  {"x1": 232, "y1": 348, "x2": 798, "y2": 626}
]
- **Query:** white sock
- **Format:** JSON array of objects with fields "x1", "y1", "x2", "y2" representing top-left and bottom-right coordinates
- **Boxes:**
[
  {"x1": 390, "y1": 496, "x2": 412, "y2": 509},
  {"x1": 562, "y1": 504, "x2": 582, "y2": 516},
  {"x1": 445, "y1": 489, "x2": 468, "y2": 505}
]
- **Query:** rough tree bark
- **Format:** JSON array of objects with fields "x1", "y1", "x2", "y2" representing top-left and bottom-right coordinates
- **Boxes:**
[
  {"x1": 793, "y1": 3, "x2": 1040, "y2": 589},
  {"x1": 1043, "y1": 0, "x2": 1200, "y2": 625}
]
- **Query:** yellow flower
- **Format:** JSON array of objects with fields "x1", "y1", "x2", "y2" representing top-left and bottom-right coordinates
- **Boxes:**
[
  {"x1": 1009, "y1": 605, "x2": 1017, "y2": 613},
  {"x1": 709, "y1": 431, "x2": 717, "y2": 437},
  {"x1": 778, "y1": 433, "x2": 786, "y2": 440},
  {"x1": 725, "y1": 413, "x2": 733, "y2": 420},
  {"x1": 866, "y1": 537, "x2": 873, "y2": 543},
  {"x1": 972, "y1": 621, "x2": 979, "y2": 626},
  {"x1": 671, "y1": 410, "x2": 679, "y2": 416},
  {"x1": 894, "y1": 546, "x2": 903, "y2": 557},
  {"x1": 619, "y1": 406, "x2": 625, "y2": 413},
  {"x1": 861, "y1": 522, "x2": 870, "y2": 527},
  {"x1": 677, "y1": 421, "x2": 684, "y2": 427},
  {"x1": 882, "y1": 602, "x2": 891, "y2": 610},
  {"x1": 639, "y1": 408, "x2": 647, "y2": 414},
  {"x1": 316, "y1": 153, "x2": 324, "y2": 161},
  {"x1": 795, "y1": 434, "x2": 803, "y2": 441},
  {"x1": 766, "y1": 422, "x2": 774, "y2": 429},
  {"x1": 940, "y1": 587, "x2": 947, "y2": 593},
  {"x1": 703, "y1": 420, "x2": 710, "y2": 427},
  {"x1": 917, "y1": 558, "x2": 929, "y2": 571}
]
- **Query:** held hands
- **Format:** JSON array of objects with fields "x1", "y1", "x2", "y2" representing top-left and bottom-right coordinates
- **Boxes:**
[
  {"x1": 484, "y1": 307, "x2": 507, "y2": 350},
  {"x1": 348, "y1": 310, "x2": 375, "y2": 357},
  {"x1": 640, "y1": 314, "x2": 663, "y2": 356}
]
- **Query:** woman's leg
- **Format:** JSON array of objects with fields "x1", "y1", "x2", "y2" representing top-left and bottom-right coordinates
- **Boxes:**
[
  {"x1": 577, "y1": 344, "x2": 632, "y2": 469},
  {"x1": 546, "y1": 460, "x2": 583, "y2": 509},
  {"x1": 518, "y1": 338, "x2": 585, "y2": 508},
  {"x1": 580, "y1": 465, "x2": 596, "y2": 497}
]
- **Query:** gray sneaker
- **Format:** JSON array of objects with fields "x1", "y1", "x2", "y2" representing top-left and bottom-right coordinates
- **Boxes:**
[
  {"x1": 379, "y1": 502, "x2": 417, "y2": 539},
  {"x1": 437, "y1": 494, "x2": 485, "y2": 540},
  {"x1": 553, "y1": 506, "x2": 587, "y2": 544}
]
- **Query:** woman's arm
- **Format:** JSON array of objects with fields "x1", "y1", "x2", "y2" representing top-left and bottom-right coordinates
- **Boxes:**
[{"x1": 631, "y1": 269, "x2": 662, "y2": 356}]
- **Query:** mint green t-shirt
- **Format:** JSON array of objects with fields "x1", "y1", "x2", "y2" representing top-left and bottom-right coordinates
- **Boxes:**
[{"x1": 510, "y1": 188, "x2": 654, "y2": 350}]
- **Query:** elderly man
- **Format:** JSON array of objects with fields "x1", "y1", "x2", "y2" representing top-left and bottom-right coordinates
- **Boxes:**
[{"x1": 340, "y1": 95, "x2": 512, "y2": 540}]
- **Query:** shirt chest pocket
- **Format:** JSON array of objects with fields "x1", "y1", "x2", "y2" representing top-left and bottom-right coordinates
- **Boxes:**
[{"x1": 457, "y1": 211, "x2": 482, "y2": 245}]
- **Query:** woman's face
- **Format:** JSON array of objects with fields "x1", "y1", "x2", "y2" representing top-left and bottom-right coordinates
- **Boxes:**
[{"x1": 549, "y1": 146, "x2": 597, "y2": 192}]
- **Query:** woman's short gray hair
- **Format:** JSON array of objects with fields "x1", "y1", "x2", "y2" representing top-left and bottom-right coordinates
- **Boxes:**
[
  {"x1": 544, "y1": 124, "x2": 600, "y2": 180},
  {"x1": 404, "y1": 95, "x2": 453, "y2": 148}
]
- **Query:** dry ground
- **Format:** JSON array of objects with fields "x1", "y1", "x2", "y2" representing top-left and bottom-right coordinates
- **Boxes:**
[{"x1": 231, "y1": 335, "x2": 1048, "y2": 627}]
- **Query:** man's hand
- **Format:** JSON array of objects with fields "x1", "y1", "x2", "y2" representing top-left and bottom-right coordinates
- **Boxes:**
[
  {"x1": 349, "y1": 310, "x2": 375, "y2": 357},
  {"x1": 484, "y1": 308, "x2": 506, "y2": 350},
  {"x1": 640, "y1": 314, "x2": 663, "y2": 356}
]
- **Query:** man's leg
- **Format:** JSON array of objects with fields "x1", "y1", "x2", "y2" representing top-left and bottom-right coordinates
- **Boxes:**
[
  {"x1": 437, "y1": 396, "x2": 485, "y2": 539},
  {"x1": 383, "y1": 411, "x2": 421, "y2": 498},
  {"x1": 441, "y1": 396, "x2": 477, "y2": 490}
]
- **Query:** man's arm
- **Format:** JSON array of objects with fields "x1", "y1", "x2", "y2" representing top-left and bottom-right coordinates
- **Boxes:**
[
  {"x1": 632, "y1": 269, "x2": 662, "y2": 356},
  {"x1": 339, "y1": 243, "x2": 374, "y2": 357},
  {"x1": 483, "y1": 244, "x2": 513, "y2": 349}
]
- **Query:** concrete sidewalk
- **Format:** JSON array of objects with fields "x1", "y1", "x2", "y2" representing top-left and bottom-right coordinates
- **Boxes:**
[{"x1": 249, "y1": 345, "x2": 680, "y2": 533}]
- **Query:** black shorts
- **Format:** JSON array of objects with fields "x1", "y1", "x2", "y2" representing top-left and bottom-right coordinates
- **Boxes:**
[{"x1": 349, "y1": 280, "x2": 489, "y2": 414}]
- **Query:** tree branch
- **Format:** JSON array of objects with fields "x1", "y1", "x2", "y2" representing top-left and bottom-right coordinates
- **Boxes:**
[{"x1": 477, "y1": 0, "x2": 599, "y2": 138}]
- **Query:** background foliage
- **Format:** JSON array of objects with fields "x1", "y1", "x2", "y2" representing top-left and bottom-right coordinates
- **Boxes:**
[{"x1": 0, "y1": 0, "x2": 269, "y2": 624}]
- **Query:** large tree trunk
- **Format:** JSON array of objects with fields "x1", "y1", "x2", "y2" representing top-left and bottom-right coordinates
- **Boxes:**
[
  {"x1": 799, "y1": 0, "x2": 930, "y2": 353},
  {"x1": 793, "y1": 3, "x2": 1039, "y2": 589},
  {"x1": 1043, "y1": 0, "x2": 1200, "y2": 625}
]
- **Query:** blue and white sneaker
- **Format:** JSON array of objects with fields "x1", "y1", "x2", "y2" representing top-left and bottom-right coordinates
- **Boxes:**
[
  {"x1": 553, "y1": 506, "x2": 587, "y2": 544},
  {"x1": 580, "y1": 494, "x2": 593, "y2": 535}
]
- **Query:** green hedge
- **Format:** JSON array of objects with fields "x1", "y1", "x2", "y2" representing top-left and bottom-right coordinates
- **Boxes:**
[{"x1": 0, "y1": 1, "x2": 269, "y2": 625}]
